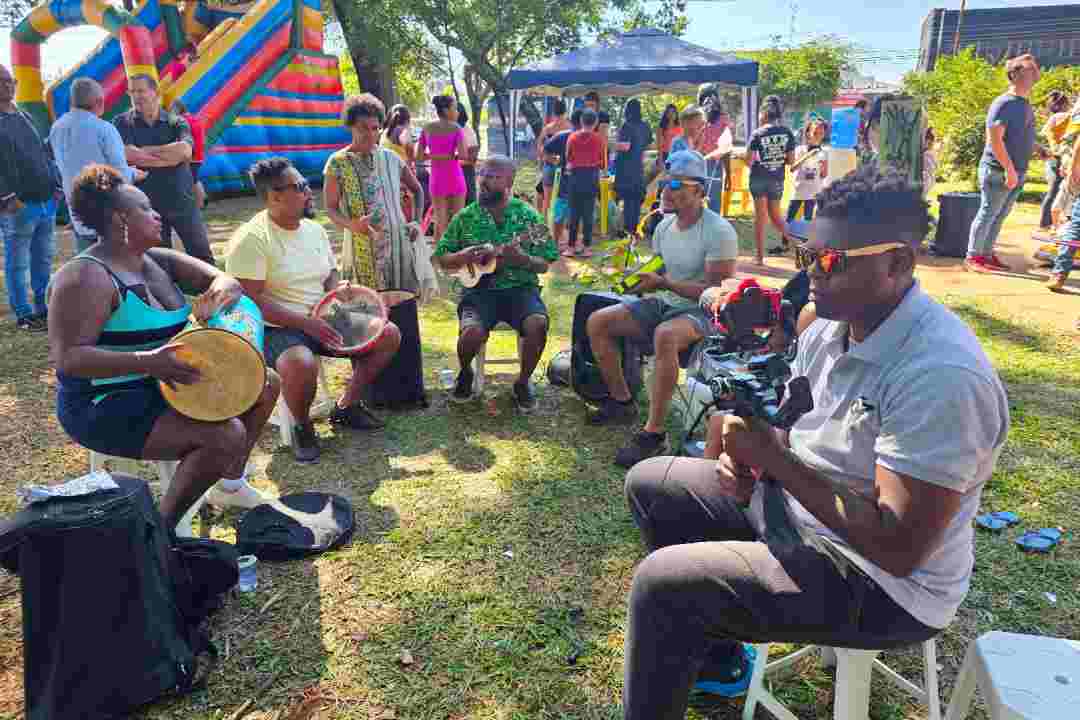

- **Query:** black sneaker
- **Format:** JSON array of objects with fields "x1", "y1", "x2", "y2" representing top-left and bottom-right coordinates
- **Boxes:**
[
  {"x1": 451, "y1": 366, "x2": 475, "y2": 403},
  {"x1": 587, "y1": 397, "x2": 638, "y2": 426},
  {"x1": 512, "y1": 380, "x2": 538, "y2": 413},
  {"x1": 614, "y1": 430, "x2": 668, "y2": 468},
  {"x1": 329, "y1": 401, "x2": 385, "y2": 430},
  {"x1": 292, "y1": 422, "x2": 319, "y2": 463},
  {"x1": 16, "y1": 315, "x2": 46, "y2": 332}
]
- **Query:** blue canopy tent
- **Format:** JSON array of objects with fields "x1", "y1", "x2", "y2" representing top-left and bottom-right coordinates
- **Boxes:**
[{"x1": 505, "y1": 27, "x2": 761, "y2": 158}]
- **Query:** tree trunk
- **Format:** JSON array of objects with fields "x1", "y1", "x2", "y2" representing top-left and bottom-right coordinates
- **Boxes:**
[
  {"x1": 463, "y1": 65, "x2": 489, "y2": 157},
  {"x1": 351, "y1": 53, "x2": 397, "y2": 107},
  {"x1": 517, "y1": 96, "x2": 544, "y2": 139}
]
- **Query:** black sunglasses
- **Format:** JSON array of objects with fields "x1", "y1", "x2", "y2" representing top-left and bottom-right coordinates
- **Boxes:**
[{"x1": 273, "y1": 179, "x2": 310, "y2": 194}]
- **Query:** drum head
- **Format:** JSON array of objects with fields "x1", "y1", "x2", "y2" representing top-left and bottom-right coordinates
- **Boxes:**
[
  {"x1": 313, "y1": 285, "x2": 388, "y2": 355},
  {"x1": 380, "y1": 289, "x2": 417, "y2": 308},
  {"x1": 159, "y1": 329, "x2": 267, "y2": 422}
]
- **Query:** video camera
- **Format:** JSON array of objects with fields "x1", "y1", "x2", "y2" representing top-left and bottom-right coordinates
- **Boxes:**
[{"x1": 682, "y1": 279, "x2": 813, "y2": 448}]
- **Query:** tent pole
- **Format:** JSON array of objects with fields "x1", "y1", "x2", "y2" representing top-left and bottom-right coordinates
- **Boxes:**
[
  {"x1": 509, "y1": 91, "x2": 518, "y2": 160},
  {"x1": 744, "y1": 86, "x2": 758, "y2": 140}
]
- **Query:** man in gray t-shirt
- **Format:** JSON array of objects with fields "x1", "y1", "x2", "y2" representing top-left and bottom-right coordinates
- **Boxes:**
[
  {"x1": 620, "y1": 166, "x2": 1009, "y2": 718},
  {"x1": 586, "y1": 149, "x2": 738, "y2": 468},
  {"x1": 967, "y1": 53, "x2": 1040, "y2": 272}
]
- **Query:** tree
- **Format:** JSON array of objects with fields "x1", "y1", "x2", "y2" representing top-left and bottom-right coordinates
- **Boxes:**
[
  {"x1": 905, "y1": 49, "x2": 1080, "y2": 181},
  {"x1": 330, "y1": 0, "x2": 442, "y2": 107},
  {"x1": 596, "y1": 0, "x2": 688, "y2": 41},
  {"x1": 744, "y1": 38, "x2": 854, "y2": 110},
  {"x1": 904, "y1": 48, "x2": 1004, "y2": 181},
  {"x1": 339, "y1": 52, "x2": 430, "y2": 113},
  {"x1": 0, "y1": 0, "x2": 32, "y2": 28},
  {"x1": 407, "y1": 0, "x2": 614, "y2": 145}
]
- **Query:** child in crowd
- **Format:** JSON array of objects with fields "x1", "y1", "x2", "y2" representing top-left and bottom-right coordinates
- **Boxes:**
[
  {"x1": 786, "y1": 119, "x2": 828, "y2": 224},
  {"x1": 565, "y1": 109, "x2": 604, "y2": 256}
]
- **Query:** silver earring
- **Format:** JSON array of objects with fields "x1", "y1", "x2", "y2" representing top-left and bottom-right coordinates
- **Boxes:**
[{"x1": 120, "y1": 219, "x2": 129, "y2": 244}]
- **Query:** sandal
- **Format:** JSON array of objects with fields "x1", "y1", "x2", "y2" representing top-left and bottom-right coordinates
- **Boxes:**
[
  {"x1": 975, "y1": 510, "x2": 1020, "y2": 531},
  {"x1": 1016, "y1": 528, "x2": 1063, "y2": 553}
]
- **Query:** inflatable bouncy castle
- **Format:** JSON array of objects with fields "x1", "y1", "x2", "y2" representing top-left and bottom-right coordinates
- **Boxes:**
[{"x1": 11, "y1": 0, "x2": 350, "y2": 193}]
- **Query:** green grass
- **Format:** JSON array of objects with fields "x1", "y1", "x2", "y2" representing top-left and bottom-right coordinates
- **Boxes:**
[{"x1": 0, "y1": 173, "x2": 1077, "y2": 719}]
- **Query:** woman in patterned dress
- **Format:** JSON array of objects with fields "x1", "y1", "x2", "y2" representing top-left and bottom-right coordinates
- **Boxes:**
[{"x1": 324, "y1": 94, "x2": 427, "y2": 294}]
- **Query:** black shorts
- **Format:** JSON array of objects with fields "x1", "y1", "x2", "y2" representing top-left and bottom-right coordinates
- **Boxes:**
[
  {"x1": 264, "y1": 326, "x2": 348, "y2": 369},
  {"x1": 458, "y1": 286, "x2": 548, "y2": 334},
  {"x1": 190, "y1": 162, "x2": 202, "y2": 183},
  {"x1": 749, "y1": 177, "x2": 784, "y2": 201}
]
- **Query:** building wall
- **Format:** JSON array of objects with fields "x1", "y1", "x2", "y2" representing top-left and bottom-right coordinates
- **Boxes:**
[{"x1": 919, "y1": 4, "x2": 1080, "y2": 71}]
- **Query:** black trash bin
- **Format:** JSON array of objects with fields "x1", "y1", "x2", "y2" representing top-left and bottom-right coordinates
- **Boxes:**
[{"x1": 931, "y1": 192, "x2": 981, "y2": 257}]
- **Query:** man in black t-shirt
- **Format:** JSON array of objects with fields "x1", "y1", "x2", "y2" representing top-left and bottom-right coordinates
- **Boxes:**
[
  {"x1": 747, "y1": 96, "x2": 796, "y2": 263},
  {"x1": 114, "y1": 74, "x2": 213, "y2": 265},
  {"x1": 543, "y1": 109, "x2": 582, "y2": 252}
]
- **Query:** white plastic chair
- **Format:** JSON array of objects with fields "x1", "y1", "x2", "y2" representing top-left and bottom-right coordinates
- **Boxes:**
[
  {"x1": 944, "y1": 631, "x2": 1080, "y2": 720},
  {"x1": 267, "y1": 357, "x2": 338, "y2": 447},
  {"x1": 87, "y1": 451, "x2": 205, "y2": 538},
  {"x1": 471, "y1": 322, "x2": 522, "y2": 394},
  {"x1": 742, "y1": 639, "x2": 941, "y2": 720}
]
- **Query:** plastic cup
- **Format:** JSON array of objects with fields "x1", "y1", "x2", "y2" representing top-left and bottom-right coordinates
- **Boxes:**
[{"x1": 237, "y1": 554, "x2": 257, "y2": 592}]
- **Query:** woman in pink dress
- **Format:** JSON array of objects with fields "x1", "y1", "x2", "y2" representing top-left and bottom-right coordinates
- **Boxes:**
[{"x1": 417, "y1": 95, "x2": 468, "y2": 241}]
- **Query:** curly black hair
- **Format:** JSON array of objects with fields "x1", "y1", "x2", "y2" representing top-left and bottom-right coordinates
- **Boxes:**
[
  {"x1": 432, "y1": 94, "x2": 455, "y2": 118},
  {"x1": 342, "y1": 93, "x2": 385, "y2": 127},
  {"x1": 70, "y1": 164, "x2": 126, "y2": 236},
  {"x1": 248, "y1": 156, "x2": 294, "y2": 199},
  {"x1": 816, "y1": 164, "x2": 930, "y2": 240}
]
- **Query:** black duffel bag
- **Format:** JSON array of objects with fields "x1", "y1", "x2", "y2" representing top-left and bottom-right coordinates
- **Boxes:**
[{"x1": 0, "y1": 473, "x2": 225, "y2": 720}]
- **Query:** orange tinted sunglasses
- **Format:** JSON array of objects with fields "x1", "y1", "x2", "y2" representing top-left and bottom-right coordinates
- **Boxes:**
[{"x1": 795, "y1": 242, "x2": 906, "y2": 274}]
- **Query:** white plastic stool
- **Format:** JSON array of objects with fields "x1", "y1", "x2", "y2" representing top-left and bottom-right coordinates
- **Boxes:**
[
  {"x1": 268, "y1": 357, "x2": 338, "y2": 447},
  {"x1": 88, "y1": 451, "x2": 205, "y2": 538},
  {"x1": 944, "y1": 631, "x2": 1080, "y2": 720},
  {"x1": 742, "y1": 639, "x2": 941, "y2": 720},
  {"x1": 471, "y1": 322, "x2": 522, "y2": 394}
]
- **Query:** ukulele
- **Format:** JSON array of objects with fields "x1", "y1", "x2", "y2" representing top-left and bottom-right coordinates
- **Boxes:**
[{"x1": 451, "y1": 224, "x2": 550, "y2": 288}]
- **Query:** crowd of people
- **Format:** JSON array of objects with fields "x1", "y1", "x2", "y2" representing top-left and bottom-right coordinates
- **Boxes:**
[{"x1": 0, "y1": 57, "x2": 1061, "y2": 720}]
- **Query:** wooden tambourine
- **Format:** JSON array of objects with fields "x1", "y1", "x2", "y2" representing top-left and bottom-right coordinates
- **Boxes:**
[
  {"x1": 159, "y1": 296, "x2": 267, "y2": 422},
  {"x1": 311, "y1": 284, "x2": 388, "y2": 356}
]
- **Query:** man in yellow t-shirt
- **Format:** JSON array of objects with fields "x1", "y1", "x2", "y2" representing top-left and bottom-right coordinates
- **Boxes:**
[{"x1": 226, "y1": 157, "x2": 401, "y2": 462}]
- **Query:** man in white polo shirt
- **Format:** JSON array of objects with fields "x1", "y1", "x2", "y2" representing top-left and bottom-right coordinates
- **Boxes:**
[{"x1": 619, "y1": 165, "x2": 1009, "y2": 718}]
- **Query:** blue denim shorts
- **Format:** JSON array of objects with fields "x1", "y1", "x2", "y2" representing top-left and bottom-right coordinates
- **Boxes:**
[{"x1": 552, "y1": 197, "x2": 570, "y2": 223}]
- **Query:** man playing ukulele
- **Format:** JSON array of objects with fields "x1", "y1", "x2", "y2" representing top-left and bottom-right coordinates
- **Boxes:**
[{"x1": 433, "y1": 155, "x2": 559, "y2": 411}]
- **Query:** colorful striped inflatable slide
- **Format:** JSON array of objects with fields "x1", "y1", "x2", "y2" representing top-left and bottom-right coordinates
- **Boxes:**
[{"x1": 11, "y1": 0, "x2": 349, "y2": 193}]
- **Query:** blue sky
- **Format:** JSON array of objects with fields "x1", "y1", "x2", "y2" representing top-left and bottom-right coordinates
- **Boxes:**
[{"x1": 0, "y1": 1, "x2": 1074, "y2": 83}]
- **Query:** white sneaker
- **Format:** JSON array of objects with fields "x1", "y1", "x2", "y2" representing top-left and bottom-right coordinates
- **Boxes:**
[{"x1": 206, "y1": 479, "x2": 275, "y2": 510}]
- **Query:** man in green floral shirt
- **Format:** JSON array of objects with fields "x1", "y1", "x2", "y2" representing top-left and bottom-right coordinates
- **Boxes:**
[{"x1": 433, "y1": 155, "x2": 559, "y2": 411}]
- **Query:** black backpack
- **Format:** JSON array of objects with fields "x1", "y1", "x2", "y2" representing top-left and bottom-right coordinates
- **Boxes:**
[
  {"x1": 571, "y1": 291, "x2": 644, "y2": 403},
  {"x1": 0, "y1": 474, "x2": 233, "y2": 720}
]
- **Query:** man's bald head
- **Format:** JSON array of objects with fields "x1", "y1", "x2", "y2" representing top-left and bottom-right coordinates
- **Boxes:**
[
  {"x1": 477, "y1": 155, "x2": 516, "y2": 209},
  {"x1": 0, "y1": 65, "x2": 14, "y2": 106},
  {"x1": 481, "y1": 154, "x2": 516, "y2": 178}
]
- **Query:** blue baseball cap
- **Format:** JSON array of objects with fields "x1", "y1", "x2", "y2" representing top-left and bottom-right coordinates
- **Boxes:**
[{"x1": 665, "y1": 149, "x2": 707, "y2": 182}]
